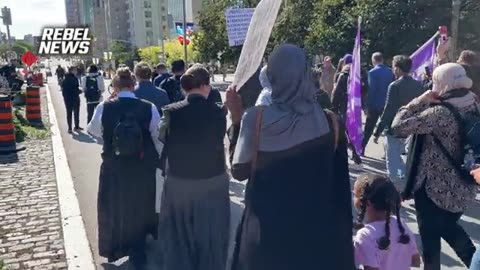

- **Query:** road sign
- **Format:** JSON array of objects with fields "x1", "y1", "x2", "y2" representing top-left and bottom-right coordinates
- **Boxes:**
[
  {"x1": 21, "y1": 51, "x2": 39, "y2": 67},
  {"x1": 225, "y1": 8, "x2": 255, "y2": 47}
]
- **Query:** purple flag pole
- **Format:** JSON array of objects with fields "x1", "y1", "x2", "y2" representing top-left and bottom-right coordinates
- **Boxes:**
[
  {"x1": 410, "y1": 32, "x2": 439, "y2": 81},
  {"x1": 346, "y1": 17, "x2": 363, "y2": 155}
]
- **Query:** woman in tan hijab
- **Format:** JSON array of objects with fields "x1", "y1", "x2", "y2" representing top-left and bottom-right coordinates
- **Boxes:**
[{"x1": 392, "y1": 63, "x2": 478, "y2": 270}]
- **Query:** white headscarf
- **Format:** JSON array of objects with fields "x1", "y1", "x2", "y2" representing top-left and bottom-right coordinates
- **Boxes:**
[
  {"x1": 255, "y1": 65, "x2": 272, "y2": 106},
  {"x1": 433, "y1": 63, "x2": 476, "y2": 108},
  {"x1": 432, "y1": 63, "x2": 473, "y2": 95}
]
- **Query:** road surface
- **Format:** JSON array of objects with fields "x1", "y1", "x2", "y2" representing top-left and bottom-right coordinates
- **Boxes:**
[{"x1": 46, "y1": 65, "x2": 479, "y2": 269}]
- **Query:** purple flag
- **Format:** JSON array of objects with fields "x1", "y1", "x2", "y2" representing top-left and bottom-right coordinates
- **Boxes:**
[
  {"x1": 410, "y1": 33, "x2": 439, "y2": 81},
  {"x1": 346, "y1": 18, "x2": 363, "y2": 155}
]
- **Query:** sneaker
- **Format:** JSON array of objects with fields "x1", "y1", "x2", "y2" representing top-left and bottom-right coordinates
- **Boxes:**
[
  {"x1": 68, "y1": 129, "x2": 73, "y2": 134},
  {"x1": 74, "y1": 127, "x2": 84, "y2": 131}
]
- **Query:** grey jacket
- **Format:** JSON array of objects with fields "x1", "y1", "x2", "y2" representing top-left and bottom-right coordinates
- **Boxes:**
[{"x1": 375, "y1": 76, "x2": 424, "y2": 136}]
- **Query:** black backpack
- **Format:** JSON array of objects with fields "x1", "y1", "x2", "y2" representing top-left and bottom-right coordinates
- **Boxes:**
[
  {"x1": 85, "y1": 75, "x2": 101, "y2": 101},
  {"x1": 432, "y1": 101, "x2": 480, "y2": 184},
  {"x1": 112, "y1": 112, "x2": 144, "y2": 158}
]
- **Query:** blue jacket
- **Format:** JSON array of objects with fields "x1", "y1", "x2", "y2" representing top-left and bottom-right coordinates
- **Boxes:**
[
  {"x1": 367, "y1": 65, "x2": 395, "y2": 111},
  {"x1": 135, "y1": 81, "x2": 170, "y2": 115},
  {"x1": 153, "y1": 73, "x2": 171, "y2": 88}
]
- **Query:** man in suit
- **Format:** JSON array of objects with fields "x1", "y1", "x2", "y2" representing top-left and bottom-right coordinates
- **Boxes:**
[
  {"x1": 373, "y1": 55, "x2": 424, "y2": 182},
  {"x1": 362, "y1": 52, "x2": 395, "y2": 154}
]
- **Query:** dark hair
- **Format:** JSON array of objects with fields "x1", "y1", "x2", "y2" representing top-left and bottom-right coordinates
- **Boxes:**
[
  {"x1": 372, "y1": 52, "x2": 384, "y2": 64},
  {"x1": 156, "y1": 63, "x2": 166, "y2": 70},
  {"x1": 458, "y1": 50, "x2": 480, "y2": 66},
  {"x1": 180, "y1": 64, "x2": 210, "y2": 91},
  {"x1": 393, "y1": 55, "x2": 413, "y2": 74},
  {"x1": 355, "y1": 174, "x2": 410, "y2": 250},
  {"x1": 89, "y1": 64, "x2": 99, "y2": 73},
  {"x1": 171, "y1": 60, "x2": 186, "y2": 73}
]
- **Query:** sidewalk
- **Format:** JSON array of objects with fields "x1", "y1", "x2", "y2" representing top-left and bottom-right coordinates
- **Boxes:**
[{"x1": 0, "y1": 88, "x2": 67, "y2": 269}]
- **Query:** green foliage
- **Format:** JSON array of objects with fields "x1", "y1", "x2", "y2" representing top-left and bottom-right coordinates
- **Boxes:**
[
  {"x1": 15, "y1": 40, "x2": 34, "y2": 53},
  {"x1": 139, "y1": 41, "x2": 198, "y2": 67},
  {"x1": 13, "y1": 107, "x2": 49, "y2": 142},
  {"x1": 0, "y1": 260, "x2": 6, "y2": 270},
  {"x1": 109, "y1": 41, "x2": 132, "y2": 64},
  {"x1": 194, "y1": 0, "x2": 480, "y2": 67}
]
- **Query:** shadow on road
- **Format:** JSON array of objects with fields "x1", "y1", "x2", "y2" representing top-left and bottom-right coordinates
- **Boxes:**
[{"x1": 72, "y1": 131, "x2": 101, "y2": 144}]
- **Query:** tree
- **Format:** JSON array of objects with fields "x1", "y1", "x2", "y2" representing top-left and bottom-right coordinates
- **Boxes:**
[
  {"x1": 109, "y1": 41, "x2": 131, "y2": 64},
  {"x1": 138, "y1": 41, "x2": 197, "y2": 67},
  {"x1": 194, "y1": 0, "x2": 256, "y2": 66}
]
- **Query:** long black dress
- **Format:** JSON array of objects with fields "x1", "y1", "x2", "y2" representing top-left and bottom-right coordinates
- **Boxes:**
[
  {"x1": 230, "y1": 116, "x2": 355, "y2": 270},
  {"x1": 97, "y1": 98, "x2": 159, "y2": 262}
]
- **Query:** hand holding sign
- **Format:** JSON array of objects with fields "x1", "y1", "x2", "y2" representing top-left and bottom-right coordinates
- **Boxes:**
[{"x1": 233, "y1": 0, "x2": 282, "y2": 90}]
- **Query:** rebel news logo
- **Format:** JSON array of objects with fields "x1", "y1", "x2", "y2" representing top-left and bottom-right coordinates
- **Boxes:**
[{"x1": 38, "y1": 27, "x2": 91, "y2": 55}]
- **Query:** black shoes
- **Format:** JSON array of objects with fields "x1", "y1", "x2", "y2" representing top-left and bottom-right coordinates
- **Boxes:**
[{"x1": 74, "y1": 127, "x2": 84, "y2": 132}]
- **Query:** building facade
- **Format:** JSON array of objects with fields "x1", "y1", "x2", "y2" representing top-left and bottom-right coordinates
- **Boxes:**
[
  {"x1": 65, "y1": 0, "x2": 81, "y2": 26},
  {"x1": 104, "y1": 0, "x2": 130, "y2": 45},
  {"x1": 168, "y1": 0, "x2": 203, "y2": 37},
  {"x1": 91, "y1": 0, "x2": 108, "y2": 56},
  {"x1": 127, "y1": 0, "x2": 169, "y2": 48}
]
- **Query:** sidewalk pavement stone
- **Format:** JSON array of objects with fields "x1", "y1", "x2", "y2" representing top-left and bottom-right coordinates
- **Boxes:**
[{"x1": 0, "y1": 88, "x2": 67, "y2": 269}]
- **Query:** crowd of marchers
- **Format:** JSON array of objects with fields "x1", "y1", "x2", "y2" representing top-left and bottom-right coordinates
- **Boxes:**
[{"x1": 56, "y1": 39, "x2": 480, "y2": 270}]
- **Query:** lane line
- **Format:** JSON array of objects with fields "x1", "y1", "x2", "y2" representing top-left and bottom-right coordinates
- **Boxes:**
[{"x1": 46, "y1": 83, "x2": 96, "y2": 270}]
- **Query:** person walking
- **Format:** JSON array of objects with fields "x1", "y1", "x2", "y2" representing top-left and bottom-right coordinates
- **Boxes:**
[
  {"x1": 331, "y1": 54, "x2": 362, "y2": 164},
  {"x1": 392, "y1": 63, "x2": 477, "y2": 270},
  {"x1": 320, "y1": 56, "x2": 336, "y2": 96},
  {"x1": 160, "y1": 60, "x2": 186, "y2": 103},
  {"x1": 134, "y1": 62, "x2": 170, "y2": 114},
  {"x1": 87, "y1": 67, "x2": 161, "y2": 269},
  {"x1": 353, "y1": 173, "x2": 421, "y2": 270},
  {"x1": 158, "y1": 64, "x2": 230, "y2": 270},
  {"x1": 373, "y1": 55, "x2": 424, "y2": 184},
  {"x1": 61, "y1": 66, "x2": 82, "y2": 134},
  {"x1": 362, "y1": 52, "x2": 395, "y2": 153},
  {"x1": 153, "y1": 63, "x2": 171, "y2": 87},
  {"x1": 55, "y1": 65, "x2": 65, "y2": 85},
  {"x1": 81, "y1": 64, "x2": 105, "y2": 124},
  {"x1": 226, "y1": 44, "x2": 355, "y2": 270}
]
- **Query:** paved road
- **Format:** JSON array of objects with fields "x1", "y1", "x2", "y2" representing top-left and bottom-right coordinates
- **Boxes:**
[{"x1": 47, "y1": 66, "x2": 479, "y2": 269}]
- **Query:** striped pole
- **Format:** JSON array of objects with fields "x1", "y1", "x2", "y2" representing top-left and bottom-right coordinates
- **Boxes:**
[
  {"x1": 26, "y1": 86, "x2": 42, "y2": 126},
  {"x1": 0, "y1": 95, "x2": 25, "y2": 154}
]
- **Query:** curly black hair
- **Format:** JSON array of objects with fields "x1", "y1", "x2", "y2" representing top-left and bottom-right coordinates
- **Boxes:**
[{"x1": 355, "y1": 173, "x2": 410, "y2": 250}]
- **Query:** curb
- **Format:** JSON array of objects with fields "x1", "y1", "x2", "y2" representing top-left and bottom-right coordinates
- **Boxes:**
[{"x1": 45, "y1": 84, "x2": 96, "y2": 270}]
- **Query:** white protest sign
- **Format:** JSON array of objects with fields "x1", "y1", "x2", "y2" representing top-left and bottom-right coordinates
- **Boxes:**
[
  {"x1": 225, "y1": 8, "x2": 255, "y2": 47},
  {"x1": 233, "y1": 0, "x2": 282, "y2": 89}
]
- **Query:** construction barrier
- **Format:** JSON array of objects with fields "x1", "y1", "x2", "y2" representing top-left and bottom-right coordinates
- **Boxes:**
[
  {"x1": 0, "y1": 95, "x2": 25, "y2": 154},
  {"x1": 26, "y1": 86, "x2": 42, "y2": 126},
  {"x1": 32, "y1": 73, "x2": 44, "y2": 87}
]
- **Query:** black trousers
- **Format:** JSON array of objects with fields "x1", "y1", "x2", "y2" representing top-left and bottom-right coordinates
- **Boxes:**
[
  {"x1": 362, "y1": 109, "x2": 382, "y2": 151},
  {"x1": 65, "y1": 98, "x2": 80, "y2": 130},
  {"x1": 87, "y1": 102, "x2": 99, "y2": 124},
  {"x1": 415, "y1": 185, "x2": 475, "y2": 270}
]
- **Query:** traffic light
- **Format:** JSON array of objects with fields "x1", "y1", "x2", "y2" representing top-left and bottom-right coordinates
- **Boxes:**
[{"x1": 2, "y1": 7, "x2": 11, "y2": 26}]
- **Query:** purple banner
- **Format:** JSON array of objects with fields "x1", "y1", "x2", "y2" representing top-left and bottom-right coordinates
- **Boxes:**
[
  {"x1": 346, "y1": 18, "x2": 363, "y2": 155},
  {"x1": 410, "y1": 33, "x2": 438, "y2": 81}
]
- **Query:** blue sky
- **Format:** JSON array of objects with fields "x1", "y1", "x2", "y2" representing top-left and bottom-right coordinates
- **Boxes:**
[{"x1": 0, "y1": 0, "x2": 66, "y2": 38}]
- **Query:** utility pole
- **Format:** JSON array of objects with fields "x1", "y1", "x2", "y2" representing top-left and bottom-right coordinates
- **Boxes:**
[
  {"x1": 449, "y1": 0, "x2": 462, "y2": 61},
  {"x1": 182, "y1": 0, "x2": 188, "y2": 64}
]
